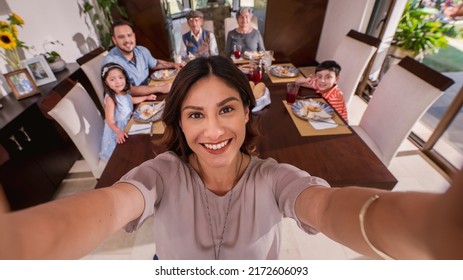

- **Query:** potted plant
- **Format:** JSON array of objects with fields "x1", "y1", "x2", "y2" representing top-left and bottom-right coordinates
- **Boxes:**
[
  {"x1": 44, "y1": 51, "x2": 66, "y2": 73},
  {"x1": 390, "y1": 1, "x2": 449, "y2": 61},
  {"x1": 81, "y1": 0, "x2": 127, "y2": 49}
]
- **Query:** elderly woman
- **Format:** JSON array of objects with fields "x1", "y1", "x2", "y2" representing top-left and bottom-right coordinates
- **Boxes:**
[{"x1": 225, "y1": 7, "x2": 265, "y2": 57}]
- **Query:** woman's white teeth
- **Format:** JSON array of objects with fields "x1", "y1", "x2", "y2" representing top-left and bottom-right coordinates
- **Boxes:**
[{"x1": 204, "y1": 140, "x2": 228, "y2": 150}]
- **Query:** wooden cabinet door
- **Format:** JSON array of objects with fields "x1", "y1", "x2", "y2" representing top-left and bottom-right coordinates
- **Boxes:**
[{"x1": 264, "y1": 0, "x2": 328, "y2": 66}]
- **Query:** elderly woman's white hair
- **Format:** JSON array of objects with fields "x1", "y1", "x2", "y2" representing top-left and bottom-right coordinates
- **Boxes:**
[{"x1": 235, "y1": 7, "x2": 253, "y2": 19}]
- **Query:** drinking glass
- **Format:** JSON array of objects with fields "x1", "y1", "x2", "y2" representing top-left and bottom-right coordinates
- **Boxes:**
[
  {"x1": 264, "y1": 50, "x2": 274, "y2": 67},
  {"x1": 286, "y1": 83, "x2": 299, "y2": 104},
  {"x1": 233, "y1": 45, "x2": 241, "y2": 59}
]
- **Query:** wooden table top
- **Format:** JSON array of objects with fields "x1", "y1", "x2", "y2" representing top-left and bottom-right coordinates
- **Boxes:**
[{"x1": 96, "y1": 60, "x2": 397, "y2": 190}]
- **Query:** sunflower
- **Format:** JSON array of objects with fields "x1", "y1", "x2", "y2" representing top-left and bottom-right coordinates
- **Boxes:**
[
  {"x1": 0, "y1": 21, "x2": 9, "y2": 30},
  {"x1": 0, "y1": 29, "x2": 17, "y2": 50},
  {"x1": 9, "y1": 13, "x2": 25, "y2": 26},
  {"x1": 11, "y1": 25, "x2": 18, "y2": 38}
]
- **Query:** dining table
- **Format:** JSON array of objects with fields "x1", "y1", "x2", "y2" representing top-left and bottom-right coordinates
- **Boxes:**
[{"x1": 96, "y1": 55, "x2": 397, "y2": 190}]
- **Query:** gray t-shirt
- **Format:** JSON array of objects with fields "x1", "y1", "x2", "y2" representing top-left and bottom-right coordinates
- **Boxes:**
[{"x1": 120, "y1": 151, "x2": 329, "y2": 259}]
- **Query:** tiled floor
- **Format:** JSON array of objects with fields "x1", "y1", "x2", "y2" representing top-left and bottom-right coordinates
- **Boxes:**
[{"x1": 54, "y1": 96, "x2": 452, "y2": 259}]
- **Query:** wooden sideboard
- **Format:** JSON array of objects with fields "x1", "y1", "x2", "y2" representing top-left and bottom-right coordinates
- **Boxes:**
[{"x1": 0, "y1": 63, "x2": 82, "y2": 210}]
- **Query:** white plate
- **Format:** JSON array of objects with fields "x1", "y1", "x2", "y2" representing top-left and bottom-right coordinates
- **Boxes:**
[
  {"x1": 133, "y1": 101, "x2": 165, "y2": 123},
  {"x1": 291, "y1": 99, "x2": 334, "y2": 120},
  {"x1": 269, "y1": 65, "x2": 300, "y2": 78},
  {"x1": 150, "y1": 69, "x2": 177, "y2": 81},
  {"x1": 242, "y1": 51, "x2": 266, "y2": 60}
]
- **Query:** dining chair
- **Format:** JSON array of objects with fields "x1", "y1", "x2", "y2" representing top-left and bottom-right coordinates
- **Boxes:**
[
  {"x1": 48, "y1": 83, "x2": 107, "y2": 179},
  {"x1": 224, "y1": 16, "x2": 258, "y2": 44},
  {"x1": 351, "y1": 56, "x2": 454, "y2": 167},
  {"x1": 180, "y1": 20, "x2": 215, "y2": 35},
  {"x1": 77, "y1": 47, "x2": 108, "y2": 110}
]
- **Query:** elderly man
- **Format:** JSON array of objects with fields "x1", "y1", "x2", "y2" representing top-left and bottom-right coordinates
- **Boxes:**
[
  {"x1": 180, "y1": 10, "x2": 218, "y2": 58},
  {"x1": 103, "y1": 20, "x2": 183, "y2": 95}
]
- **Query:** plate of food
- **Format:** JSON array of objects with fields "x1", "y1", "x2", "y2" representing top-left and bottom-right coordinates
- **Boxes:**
[
  {"x1": 291, "y1": 99, "x2": 334, "y2": 120},
  {"x1": 133, "y1": 101, "x2": 165, "y2": 123},
  {"x1": 268, "y1": 65, "x2": 300, "y2": 78},
  {"x1": 242, "y1": 51, "x2": 266, "y2": 60},
  {"x1": 150, "y1": 69, "x2": 177, "y2": 81},
  {"x1": 238, "y1": 64, "x2": 254, "y2": 74}
]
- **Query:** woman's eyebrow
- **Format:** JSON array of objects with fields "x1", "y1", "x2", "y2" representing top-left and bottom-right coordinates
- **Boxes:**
[
  {"x1": 181, "y1": 96, "x2": 240, "y2": 112},
  {"x1": 217, "y1": 97, "x2": 240, "y2": 107},
  {"x1": 182, "y1": 105, "x2": 203, "y2": 112}
]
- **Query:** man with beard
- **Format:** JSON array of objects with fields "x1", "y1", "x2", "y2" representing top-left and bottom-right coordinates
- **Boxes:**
[{"x1": 103, "y1": 20, "x2": 183, "y2": 96}]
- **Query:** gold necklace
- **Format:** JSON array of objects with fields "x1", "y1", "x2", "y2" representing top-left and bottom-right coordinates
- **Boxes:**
[{"x1": 196, "y1": 152, "x2": 244, "y2": 259}]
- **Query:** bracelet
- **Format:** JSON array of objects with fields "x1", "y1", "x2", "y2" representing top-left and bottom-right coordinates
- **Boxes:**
[{"x1": 359, "y1": 194, "x2": 394, "y2": 260}]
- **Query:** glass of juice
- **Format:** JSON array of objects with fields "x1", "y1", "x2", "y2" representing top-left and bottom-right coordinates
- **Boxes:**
[
  {"x1": 233, "y1": 45, "x2": 241, "y2": 59},
  {"x1": 286, "y1": 83, "x2": 299, "y2": 104}
]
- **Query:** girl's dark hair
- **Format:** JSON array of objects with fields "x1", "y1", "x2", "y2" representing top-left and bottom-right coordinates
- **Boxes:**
[
  {"x1": 101, "y1": 62, "x2": 131, "y2": 107},
  {"x1": 160, "y1": 55, "x2": 260, "y2": 162}
]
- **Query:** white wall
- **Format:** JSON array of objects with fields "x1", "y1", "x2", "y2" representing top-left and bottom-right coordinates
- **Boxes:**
[
  {"x1": 316, "y1": 0, "x2": 376, "y2": 62},
  {"x1": 0, "y1": 0, "x2": 100, "y2": 73}
]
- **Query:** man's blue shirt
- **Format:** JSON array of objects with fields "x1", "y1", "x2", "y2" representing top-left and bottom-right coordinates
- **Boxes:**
[{"x1": 103, "y1": 46, "x2": 157, "y2": 86}]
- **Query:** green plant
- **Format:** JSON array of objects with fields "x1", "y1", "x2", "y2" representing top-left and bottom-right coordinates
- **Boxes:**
[
  {"x1": 44, "y1": 51, "x2": 61, "y2": 63},
  {"x1": 81, "y1": 0, "x2": 127, "y2": 49},
  {"x1": 392, "y1": 1, "x2": 449, "y2": 57}
]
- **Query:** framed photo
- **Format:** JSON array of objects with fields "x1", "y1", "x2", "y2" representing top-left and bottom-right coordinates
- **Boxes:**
[
  {"x1": 21, "y1": 55, "x2": 56, "y2": 86},
  {"x1": 4, "y1": 69, "x2": 40, "y2": 100}
]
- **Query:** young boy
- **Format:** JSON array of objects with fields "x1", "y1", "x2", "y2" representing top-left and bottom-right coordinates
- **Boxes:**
[{"x1": 295, "y1": 60, "x2": 348, "y2": 122}]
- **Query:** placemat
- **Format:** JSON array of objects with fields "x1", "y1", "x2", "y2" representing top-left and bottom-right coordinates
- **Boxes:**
[
  {"x1": 124, "y1": 102, "x2": 165, "y2": 135},
  {"x1": 283, "y1": 99, "x2": 352, "y2": 136},
  {"x1": 298, "y1": 66, "x2": 316, "y2": 78},
  {"x1": 266, "y1": 63, "x2": 302, "y2": 84}
]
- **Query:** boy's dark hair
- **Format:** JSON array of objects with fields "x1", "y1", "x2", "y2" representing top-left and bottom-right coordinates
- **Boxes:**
[
  {"x1": 110, "y1": 20, "x2": 133, "y2": 35},
  {"x1": 315, "y1": 60, "x2": 341, "y2": 76}
]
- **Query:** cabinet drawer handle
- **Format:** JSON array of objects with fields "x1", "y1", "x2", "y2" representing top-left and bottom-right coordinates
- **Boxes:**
[
  {"x1": 9, "y1": 135, "x2": 23, "y2": 151},
  {"x1": 19, "y1": 126, "x2": 31, "y2": 142}
]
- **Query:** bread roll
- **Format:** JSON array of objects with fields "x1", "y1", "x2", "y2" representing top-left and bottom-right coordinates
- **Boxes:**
[
  {"x1": 307, "y1": 104, "x2": 322, "y2": 112},
  {"x1": 249, "y1": 81, "x2": 255, "y2": 89},
  {"x1": 253, "y1": 82, "x2": 266, "y2": 99}
]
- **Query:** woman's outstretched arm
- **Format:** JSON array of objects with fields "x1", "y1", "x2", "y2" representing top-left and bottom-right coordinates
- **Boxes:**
[
  {"x1": 295, "y1": 169, "x2": 462, "y2": 259},
  {"x1": 0, "y1": 183, "x2": 144, "y2": 259}
]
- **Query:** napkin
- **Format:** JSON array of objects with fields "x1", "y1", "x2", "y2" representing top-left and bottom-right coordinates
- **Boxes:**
[
  {"x1": 308, "y1": 118, "x2": 338, "y2": 130},
  {"x1": 128, "y1": 123, "x2": 151, "y2": 135},
  {"x1": 252, "y1": 87, "x2": 271, "y2": 112}
]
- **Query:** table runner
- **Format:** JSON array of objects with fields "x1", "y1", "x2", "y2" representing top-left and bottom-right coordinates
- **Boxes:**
[
  {"x1": 266, "y1": 63, "x2": 302, "y2": 84},
  {"x1": 283, "y1": 99, "x2": 352, "y2": 136}
]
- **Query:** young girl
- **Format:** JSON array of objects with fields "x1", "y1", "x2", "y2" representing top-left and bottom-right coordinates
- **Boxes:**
[{"x1": 100, "y1": 62, "x2": 157, "y2": 160}]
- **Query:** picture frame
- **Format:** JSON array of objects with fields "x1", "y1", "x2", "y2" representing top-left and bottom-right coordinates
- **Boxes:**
[
  {"x1": 21, "y1": 55, "x2": 57, "y2": 86},
  {"x1": 4, "y1": 69, "x2": 40, "y2": 100}
]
